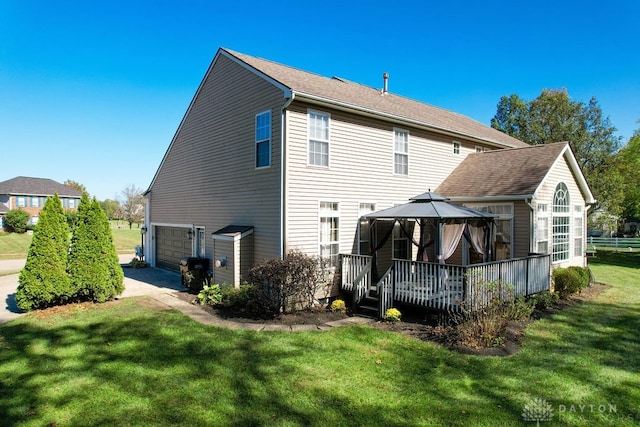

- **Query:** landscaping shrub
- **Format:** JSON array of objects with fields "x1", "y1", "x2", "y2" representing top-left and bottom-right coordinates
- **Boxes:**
[
  {"x1": 553, "y1": 267, "x2": 584, "y2": 299},
  {"x1": 194, "y1": 284, "x2": 223, "y2": 306},
  {"x1": 530, "y1": 291, "x2": 560, "y2": 310},
  {"x1": 4, "y1": 209, "x2": 29, "y2": 233},
  {"x1": 452, "y1": 280, "x2": 533, "y2": 348},
  {"x1": 248, "y1": 250, "x2": 329, "y2": 314},
  {"x1": 384, "y1": 308, "x2": 402, "y2": 322},
  {"x1": 505, "y1": 296, "x2": 535, "y2": 321},
  {"x1": 16, "y1": 195, "x2": 71, "y2": 311},
  {"x1": 220, "y1": 283, "x2": 260, "y2": 312},
  {"x1": 567, "y1": 266, "x2": 590, "y2": 290},
  {"x1": 67, "y1": 193, "x2": 124, "y2": 303}
]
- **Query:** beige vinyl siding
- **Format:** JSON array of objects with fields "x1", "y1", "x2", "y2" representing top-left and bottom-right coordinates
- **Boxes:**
[
  {"x1": 284, "y1": 102, "x2": 476, "y2": 257},
  {"x1": 513, "y1": 201, "x2": 531, "y2": 258},
  {"x1": 149, "y1": 54, "x2": 284, "y2": 263},
  {"x1": 536, "y1": 154, "x2": 586, "y2": 267}
]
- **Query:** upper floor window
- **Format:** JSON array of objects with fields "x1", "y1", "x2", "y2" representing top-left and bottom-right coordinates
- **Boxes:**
[
  {"x1": 31, "y1": 197, "x2": 40, "y2": 207},
  {"x1": 394, "y1": 129, "x2": 409, "y2": 175},
  {"x1": 68, "y1": 198, "x2": 76, "y2": 209},
  {"x1": 308, "y1": 111, "x2": 329, "y2": 167},
  {"x1": 16, "y1": 196, "x2": 26, "y2": 207},
  {"x1": 255, "y1": 110, "x2": 271, "y2": 168},
  {"x1": 453, "y1": 141, "x2": 461, "y2": 155},
  {"x1": 552, "y1": 183, "x2": 570, "y2": 262},
  {"x1": 475, "y1": 146, "x2": 486, "y2": 153}
]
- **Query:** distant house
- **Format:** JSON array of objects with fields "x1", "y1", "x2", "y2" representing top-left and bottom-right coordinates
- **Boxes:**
[
  {"x1": 0, "y1": 176, "x2": 83, "y2": 230},
  {"x1": 144, "y1": 48, "x2": 594, "y2": 306}
]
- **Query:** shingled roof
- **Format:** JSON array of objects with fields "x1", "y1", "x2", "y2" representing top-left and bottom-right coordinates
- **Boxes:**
[
  {"x1": 223, "y1": 49, "x2": 528, "y2": 149},
  {"x1": 0, "y1": 176, "x2": 83, "y2": 198},
  {"x1": 436, "y1": 142, "x2": 578, "y2": 199}
]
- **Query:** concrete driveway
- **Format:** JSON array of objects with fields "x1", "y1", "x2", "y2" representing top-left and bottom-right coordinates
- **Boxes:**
[{"x1": 0, "y1": 255, "x2": 184, "y2": 324}]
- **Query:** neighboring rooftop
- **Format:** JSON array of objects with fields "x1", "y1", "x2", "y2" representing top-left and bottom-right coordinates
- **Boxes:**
[
  {"x1": 436, "y1": 142, "x2": 569, "y2": 198},
  {"x1": 0, "y1": 176, "x2": 83, "y2": 197},
  {"x1": 223, "y1": 48, "x2": 529, "y2": 149}
]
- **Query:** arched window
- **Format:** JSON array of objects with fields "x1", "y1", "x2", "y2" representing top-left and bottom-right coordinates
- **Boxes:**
[{"x1": 552, "y1": 183, "x2": 570, "y2": 262}]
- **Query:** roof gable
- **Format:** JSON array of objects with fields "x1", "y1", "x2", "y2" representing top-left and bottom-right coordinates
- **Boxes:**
[
  {"x1": 0, "y1": 176, "x2": 83, "y2": 198},
  {"x1": 222, "y1": 48, "x2": 528, "y2": 149},
  {"x1": 436, "y1": 142, "x2": 594, "y2": 204}
]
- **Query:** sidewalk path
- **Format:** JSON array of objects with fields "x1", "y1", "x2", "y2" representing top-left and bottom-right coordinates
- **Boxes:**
[{"x1": 1, "y1": 256, "x2": 373, "y2": 330}]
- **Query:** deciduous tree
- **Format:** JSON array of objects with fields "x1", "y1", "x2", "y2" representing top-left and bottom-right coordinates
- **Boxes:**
[
  {"x1": 120, "y1": 185, "x2": 144, "y2": 228},
  {"x1": 491, "y1": 89, "x2": 624, "y2": 215}
]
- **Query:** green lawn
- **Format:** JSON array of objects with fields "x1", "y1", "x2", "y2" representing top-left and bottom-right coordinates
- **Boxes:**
[
  {"x1": 0, "y1": 250, "x2": 638, "y2": 426},
  {"x1": 0, "y1": 221, "x2": 139, "y2": 260}
]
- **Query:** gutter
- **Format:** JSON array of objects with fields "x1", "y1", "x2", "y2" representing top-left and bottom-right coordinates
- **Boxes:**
[
  {"x1": 446, "y1": 195, "x2": 535, "y2": 203},
  {"x1": 280, "y1": 90, "x2": 295, "y2": 258}
]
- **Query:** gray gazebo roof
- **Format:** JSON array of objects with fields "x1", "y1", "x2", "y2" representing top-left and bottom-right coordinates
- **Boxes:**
[{"x1": 365, "y1": 191, "x2": 494, "y2": 221}]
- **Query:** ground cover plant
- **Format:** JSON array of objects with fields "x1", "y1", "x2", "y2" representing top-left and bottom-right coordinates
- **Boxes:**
[{"x1": 0, "y1": 249, "x2": 638, "y2": 426}]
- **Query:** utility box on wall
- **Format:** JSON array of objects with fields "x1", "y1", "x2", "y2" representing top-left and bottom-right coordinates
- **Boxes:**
[{"x1": 211, "y1": 225, "x2": 254, "y2": 288}]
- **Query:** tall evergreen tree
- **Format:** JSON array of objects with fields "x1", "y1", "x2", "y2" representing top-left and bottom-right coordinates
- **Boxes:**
[
  {"x1": 16, "y1": 194, "x2": 71, "y2": 311},
  {"x1": 68, "y1": 193, "x2": 124, "y2": 303}
]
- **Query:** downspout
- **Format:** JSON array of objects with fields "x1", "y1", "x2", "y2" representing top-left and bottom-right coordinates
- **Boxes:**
[{"x1": 280, "y1": 91, "x2": 295, "y2": 258}]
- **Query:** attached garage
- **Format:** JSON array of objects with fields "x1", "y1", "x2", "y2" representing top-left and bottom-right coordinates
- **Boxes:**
[{"x1": 155, "y1": 226, "x2": 192, "y2": 271}]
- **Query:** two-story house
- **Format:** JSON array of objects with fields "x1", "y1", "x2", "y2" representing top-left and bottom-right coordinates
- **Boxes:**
[
  {"x1": 144, "y1": 48, "x2": 593, "y2": 312},
  {"x1": 0, "y1": 176, "x2": 83, "y2": 230}
]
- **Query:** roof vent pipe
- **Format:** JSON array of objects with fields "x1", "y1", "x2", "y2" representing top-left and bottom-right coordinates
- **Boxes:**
[{"x1": 382, "y1": 72, "x2": 389, "y2": 94}]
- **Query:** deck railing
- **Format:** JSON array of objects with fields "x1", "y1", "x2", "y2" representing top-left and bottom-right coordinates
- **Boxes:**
[{"x1": 340, "y1": 253, "x2": 551, "y2": 314}]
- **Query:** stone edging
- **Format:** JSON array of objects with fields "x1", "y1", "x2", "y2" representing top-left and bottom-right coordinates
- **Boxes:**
[{"x1": 151, "y1": 293, "x2": 373, "y2": 332}]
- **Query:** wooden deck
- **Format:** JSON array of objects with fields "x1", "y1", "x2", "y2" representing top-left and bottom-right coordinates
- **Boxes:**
[{"x1": 340, "y1": 254, "x2": 551, "y2": 317}]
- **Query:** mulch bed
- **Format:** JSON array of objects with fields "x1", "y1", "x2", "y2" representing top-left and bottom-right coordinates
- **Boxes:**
[{"x1": 174, "y1": 282, "x2": 608, "y2": 357}]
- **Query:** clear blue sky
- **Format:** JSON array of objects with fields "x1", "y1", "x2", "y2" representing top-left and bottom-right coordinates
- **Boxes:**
[{"x1": 1, "y1": 0, "x2": 638, "y2": 201}]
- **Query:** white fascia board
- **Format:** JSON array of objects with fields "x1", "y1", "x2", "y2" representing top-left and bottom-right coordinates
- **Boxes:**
[{"x1": 536, "y1": 144, "x2": 596, "y2": 205}]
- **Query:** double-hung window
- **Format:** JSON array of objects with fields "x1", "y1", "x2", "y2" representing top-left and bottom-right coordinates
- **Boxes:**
[
  {"x1": 394, "y1": 129, "x2": 409, "y2": 175},
  {"x1": 308, "y1": 111, "x2": 329, "y2": 167},
  {"x1": 453, "y1": 141, "x2": 461, "y2": 155},
  {"x1": 255, "y1": 110, "x2": 271, "y2": 168},
  {"x1": 552, "y1": 183, "x2": 570, "y2": 262},
  {"x1": 16, "y1": 196, "x2": 26, "y2": 207},
  {"x1": 319, "y1": 202, "x2": 339, "y2": 267},
  {"x1": 574, "y1": 205, "x2": 583, "y2": 257},
  {"x1": 536, "y1": 204, "x2": 549, "y2": 254},
  {"x1": 31, "y1": 197, "x2": 40, "y2": 207}
]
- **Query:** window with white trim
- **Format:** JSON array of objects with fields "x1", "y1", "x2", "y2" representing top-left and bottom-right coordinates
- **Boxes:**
[
  {"x1": 319, "y1": 202, "x2": 339, "y2": 267},
  {"x1": 393, "y1": 219, "x2": 410, "y2": 259},
  {"x1": 467, "y1": 203, "x2": 513, "y2": 260},
  {"x1": 475, "y1": 146, "x2": 486, "y2": 153},
  {"x1": 68, "y1": 198, "x2": 76, "y2": 209},
  {"x1": 393, "y1": 129, "x2": 409, "y2": 175},
  {"x1": 536, "y1": 203, "x2": 549, "y2": 254},
  {"x1": 358, "y1": 202, "x2": 376, "y2": 255},
  {"x1": 16, "y1": 196, "x2": 26, "y2": 207},
  {"x1": 31, "y1": 197, "x2": 40, "y2": 207},
  {"x1": 453, "y1": 141, "x2": 461, "y2": 154},
  {"x1": 552, "y1": 183, "x2": 570, "y2": 262},
  {"x1": 574, "y1": 205, "x2": 583, "y2": 257},
  {"x1": 308, "y1": 111, "x2": 329, "y2": 167},
  {"x1": 255, "y1": 110, "x2": 271, "y2": 168}
]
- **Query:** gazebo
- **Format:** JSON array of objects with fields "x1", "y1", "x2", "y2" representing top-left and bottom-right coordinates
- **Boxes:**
[{"x1": 364, "y1": 191, "x2": 495, "y2": 271}]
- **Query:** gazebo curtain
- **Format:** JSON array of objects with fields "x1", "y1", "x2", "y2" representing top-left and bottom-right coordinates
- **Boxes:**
[
  {"x1": 464, "y1": 220, "x2": 490, "y2": 262},
  {"x1": 440, "y1": 222, "x2": 465, "y2": 262}
]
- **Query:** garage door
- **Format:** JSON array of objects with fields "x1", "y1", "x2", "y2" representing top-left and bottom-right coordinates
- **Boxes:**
[{"x1": 155, "y1": 226, "x2": 192, "y2": 271}]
